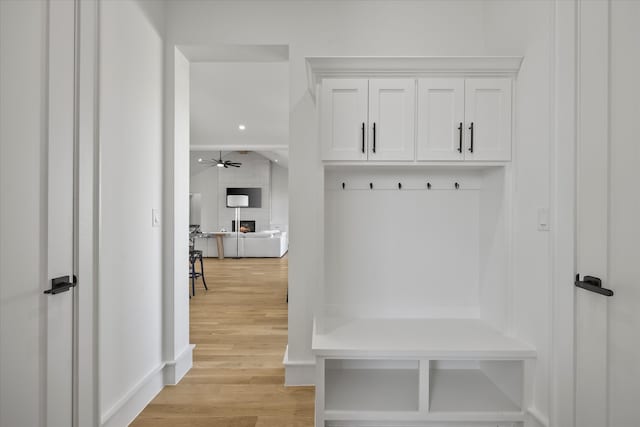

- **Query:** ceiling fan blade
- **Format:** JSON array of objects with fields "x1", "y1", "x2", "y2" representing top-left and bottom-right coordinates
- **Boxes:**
[
  {"x1": 224, "y1": 164, "x2": 228, "y2": 168},
  {"x1": 229, "y1": 164, "x2": 241, "y2": 167},
  {"x1": 226, "y1": 162, "x2": 242, "y2": 166}
]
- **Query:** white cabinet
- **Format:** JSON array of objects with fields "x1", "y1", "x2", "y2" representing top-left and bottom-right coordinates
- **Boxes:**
[
  {"x1": 321, "y1": 78, "x2": 415, "y2": 161},
  {"x1": 368, "y1": 79, "x2": 416, "y2": 161},
  {"x1": 321, "y1": 77, "x2": 511, "y2": 162},
  {"x1": 416, "y1": 78, "x2": 512, "y2": 161},
  {"x1": 464, "y1": 78, "x2": 512, "y2": 161},
  {"x1": 417, "y1": 79, "x2": 465, "y2": 161},
  {"x1": 320, "y1": 79, "x2": 368, "y2": 161}
]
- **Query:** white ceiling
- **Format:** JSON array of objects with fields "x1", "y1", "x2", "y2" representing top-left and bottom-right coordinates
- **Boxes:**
[{"x1": 189, "y1": 62, "x2": 289, "y2": 149}]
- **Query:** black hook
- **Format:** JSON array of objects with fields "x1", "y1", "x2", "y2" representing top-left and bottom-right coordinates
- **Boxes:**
[
  {"x1": 369, "y1": 182, "x2": 373, "y2": 190},
  {"x1": 455, "y1": 182, "x2": 460, "y2": 190},
  {"x1": 427, "y1": 182, "x2": 432, "y2": 190},
  {"x1": 342, "y1": 182, "x2": 345, "y2": 190},
  {"x1": 398, "y1": 182, "x2": 402, "y2": 190}
]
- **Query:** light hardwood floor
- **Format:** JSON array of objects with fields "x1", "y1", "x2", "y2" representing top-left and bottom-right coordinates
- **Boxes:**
[{"x1": 131, "y1": 256, "x2": 315, "y2": 427}]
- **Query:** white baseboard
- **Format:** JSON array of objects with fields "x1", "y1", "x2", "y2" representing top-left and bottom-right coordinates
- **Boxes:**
[
  {"x1": 101, "y1": 344, "x2": 195, "y2": 426},
  {"x1": 327, "y1": 422, "x2": 522, "y2": 427},
  {"x1": 101, "y1": 363, "x2": 165, "y2": 427},
  {"x1": 164, "y1": 344, "x2": 195, "y2": 385},
  {"x1": 283, "y1": 345, "x2": 315, "y2": 386}
]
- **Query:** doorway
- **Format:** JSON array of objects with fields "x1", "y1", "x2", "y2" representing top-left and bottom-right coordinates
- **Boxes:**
[{"x1": 131, "y1": 44, "x2": 308, "y2": 425}]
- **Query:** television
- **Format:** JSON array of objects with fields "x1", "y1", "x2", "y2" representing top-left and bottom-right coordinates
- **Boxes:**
[{"x1": 226, "y1": 187, "x2": 262, "y2": 208}]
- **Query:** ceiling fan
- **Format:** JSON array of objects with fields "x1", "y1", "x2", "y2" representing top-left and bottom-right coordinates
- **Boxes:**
[{"x1": 197, "y1": 151, "x2": 242, "y2": 168}]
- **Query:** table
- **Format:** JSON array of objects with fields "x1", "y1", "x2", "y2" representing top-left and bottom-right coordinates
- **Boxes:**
[{"x1": 212, "y1": 232, "x2": 226, "y2": 259}]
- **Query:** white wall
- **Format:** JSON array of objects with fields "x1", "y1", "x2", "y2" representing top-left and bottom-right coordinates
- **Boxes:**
[
  {"x1": 190, "y1": 165, "x2": 219, "y2": 230},
  {"x1": 324, "y1": 169, "x2": 485, "y2": 319},
  {"x1": 271, "y1": 163, "x2": 289, "y2": 232},
  {"x1": 0, "y1": 1, "x2": 48, "y2": 425},
  {"x1": 216, "y1": 152, "x2": 271, "y2": 232},
  {"x1": 483, "y1": 1, "x2": 554, "y2": 421},
  {"x1": 99, "y1": 1, "x2": 166, "y2": 424},
  {"x1": 190, "y1": 152, "x2": 285, "y2": 232},
  {"x1": 168, "y1": 46, "x2": 191, "y2": 375}
]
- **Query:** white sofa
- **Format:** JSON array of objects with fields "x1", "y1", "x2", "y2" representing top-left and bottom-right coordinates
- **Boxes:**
[{"x1": 194, "y1": 231, "x2": 288, "y2": 258}]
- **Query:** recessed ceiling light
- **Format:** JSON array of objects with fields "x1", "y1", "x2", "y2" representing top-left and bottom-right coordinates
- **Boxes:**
[
  {"x1": 274, "y1": 159, "x2": 278, "y2": 162},
  {"x1": 197, "y1": 158, "x2": 203, "y2": 162},
  {"x1": 238, "y1": 124, "x2": 246, "y2": 131}
]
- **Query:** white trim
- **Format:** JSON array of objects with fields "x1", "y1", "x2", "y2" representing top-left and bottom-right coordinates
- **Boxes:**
[
  {"x1": 98, "y1": 345, "x2": 194, "y2": 426},
  {"x1": 164, "y1": 344, "x2": 195, "y2": 385},
  {"x1": 324, "y1": 411, "x2": 526, "y2": 423},
  {"x1": 550, "y1": 1, "x2": 578, "y2": 427},
  {"x1": 100, "y1": 363, "x2": 165, "y2": 427},
  {"x1": 190, "y1": 144, "x2": 288, "y2": 152},
  {"x1": 325, "y1": 421, "x2": 524, "y2": 427},
  {"x1": 306, "y1": 56, "x2": 524, "y2": 99},
  {"x1": 529, "y1": 406, "x2": 551, "y2": 427},
  {"x1": 283, "y1": 345, "x2": 316, "y2": 386},
  {"x1": 76, "y1": 0, "x2": 100, "y2": 425},
  {"x1": 323, "y1": 161, "x2": 508, "y2": 168}
]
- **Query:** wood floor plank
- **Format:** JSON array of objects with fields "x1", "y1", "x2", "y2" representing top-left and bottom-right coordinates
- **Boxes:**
[{"x1": 131, "y1": 256, "x2": 314, "y2": 427}]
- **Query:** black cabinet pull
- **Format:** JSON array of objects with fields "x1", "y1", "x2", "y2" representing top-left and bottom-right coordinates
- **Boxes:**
[
  {"x1": 361, "y1": 122, "x2": 365, "y2": 153},
  {"x1": 457, "y1": 122, "x2": 463, "y2": 153},
  {"x1": 468, "y1": 122, "x2": 474, "y2": 153},
  {"x1": 372, "y1": 122, "x2": 376, "y2": 153},
  {"x1": 575, "y1": 274, "x2": 614, "y2": 296}
]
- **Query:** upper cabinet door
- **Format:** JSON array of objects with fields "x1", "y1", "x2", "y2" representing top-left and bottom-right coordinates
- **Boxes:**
[
  {"x1": 464, "y1": 78, "x2": 512, "y2": 161},
  {"x1": 320, "y1": 79, "x2": 369, "y2": 161},
  {"x1": 416, "y1": 79, "x2": 465, "y2": 161},
  {"x1": 368, "y1": 79, "x2": 416, "y2": 161}
]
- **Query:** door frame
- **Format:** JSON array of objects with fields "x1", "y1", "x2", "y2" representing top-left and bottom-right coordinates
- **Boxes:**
[
  {"x1": 551, "y1": 0, "x2": 578, "y2": 427},
  {"x1": 75, "y1": 0, "x2": 100, "y2": 425},
  {"x1": 551, "y1": 1, "x2": 614, "y2": 427}
]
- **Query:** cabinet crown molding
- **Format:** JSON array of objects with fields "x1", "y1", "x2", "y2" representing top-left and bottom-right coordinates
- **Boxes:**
[{"x1": 306, "y1": 56, "x2": 523, "y2": 99}]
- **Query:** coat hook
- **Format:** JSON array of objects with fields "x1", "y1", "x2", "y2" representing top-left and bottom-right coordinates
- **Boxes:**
[
  {"x1": 455, "y1": 182, "x2": 460, "y2": 190},
  {"x1": 427, "y1": 182, "x2": 432, "y2": 190},
  {"x1": 342, "y1": 182, "x2": 345, "y2": 190},
  {"x1": 398, "y1": 182, "x2": 402, "y2": 190},
  {"x1": 369, "y1": 182, "x2": 373, "y2": 190}
]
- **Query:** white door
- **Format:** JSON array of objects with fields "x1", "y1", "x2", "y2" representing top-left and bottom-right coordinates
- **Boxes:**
[
  {"x1": 464, "y1": 78, "x2": 512, "y2": 161},
  {"x1": 416, "y1": 78, "x2": 465, "y2": 161},
  {"x1": 368, "y1": 79, "x2": 415, "y2": 161},
  {"x1": 45, "y1": 0, "x2": 77, "y2": 425},
  {"x1": 320, "y1": 79, "x2": 368, "y2": 161},
  {"x1": 575, "y1": 2, "x2": 640, "y2": 426},
  {"x1": 0, "y1": 1, "x2": 77, "y2": 426}
]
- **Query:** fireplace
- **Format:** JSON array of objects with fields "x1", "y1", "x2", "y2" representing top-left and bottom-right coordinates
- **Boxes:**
[{"x1": 232, "y1": 220, "x2": 256, "y2": 233}]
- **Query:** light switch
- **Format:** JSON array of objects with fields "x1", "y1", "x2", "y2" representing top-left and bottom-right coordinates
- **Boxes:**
[
  {"x1": 537, "y1": 208, "x2": 549, "y2": 231},
  {"x1": 152, "y1": 209, "x2": 161, "y2": 227}
]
